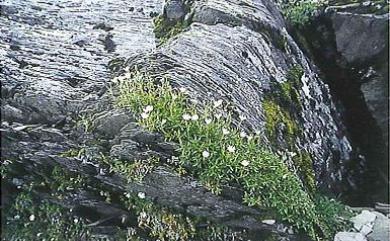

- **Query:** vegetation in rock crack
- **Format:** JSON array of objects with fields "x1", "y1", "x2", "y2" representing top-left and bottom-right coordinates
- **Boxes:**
[
  {"x1": 101, "y1": 155, "x2": 160, "y2": 182},
  {"x1": 153, "y1": 15, "x2": 191, "y2": 45},
  {"x1": 263, "y1": 65, "x2": 316, "y2": 194},
  {"x1": 119, "y1": 192, "x2": 246, "y2": 241},
  {"x1": 2, "y1": 191, "x2": 90, "y2": 241},
  {"x1": 279, "y1": 0, "x2": 324, "y2": 28},
  {"x1": 115, "y1": 71, "x2": 352, "y2": 240},
  {"x1": 2, "y1": 162, "x2": 92, "y2": 241}
]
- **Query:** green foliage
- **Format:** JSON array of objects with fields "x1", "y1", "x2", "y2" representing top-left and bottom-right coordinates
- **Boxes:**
[
  {"x1": 103, "y1": 156, "x2": 159, "y2": 182},
  {"x1": 77, "y1": 113, "x2": 96, "y2": 132},
  {"x1": 281, "y1": 0, "x2": 323, "y2": 28},
  {"x1": 3, "y1": 192, "x2": 89, "y2": 241},
  {"x1": 314, "y1": 196, "x2": 355, "y2": 237},
  {"x1": 153, "y1": 15, "x2": 190, "y2": 44},
  {"x1": 115, "y1": 72, "x2": 350, "y2": 239},
  {"x1": 48, "y1": 166, "x2": 86, "y2": 193}
]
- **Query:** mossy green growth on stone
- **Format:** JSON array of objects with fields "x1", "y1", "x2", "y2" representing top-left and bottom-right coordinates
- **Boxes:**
[
  {"x1": 153, "y1": 15, "x2": 191, "y2": 44},
  {"x1": 115, "y1": 71, "x2": 350, "y2": 240},
  {"x1": 293, "y1": 151, "x2": 316, "y2": 194},
  {"x1": 263, "y1": 99, "x2": 299, "y2": 145}
]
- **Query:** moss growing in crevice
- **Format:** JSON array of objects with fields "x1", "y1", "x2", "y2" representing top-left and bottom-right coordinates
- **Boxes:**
[
  {"x1": 262, "y1": 99, "x2": 299, "y2": 146},
  {"x1": 153, "y1": 14, "x2": 192, "y2": 45},
  {"x1": 293, "y1": 151, "x2": 316, "y2": 194},
  {"x1": 262, "y1": 65, "x2": 305, "y2": 147}
]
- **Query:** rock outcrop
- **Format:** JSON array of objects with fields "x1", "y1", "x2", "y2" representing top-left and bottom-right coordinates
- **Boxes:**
[
  {"x1": 1, "y1": 0, "x2": 385, "y2": 240},
  {"x1": 123, "y1": 0, "x2": 356, "y2": 193}
]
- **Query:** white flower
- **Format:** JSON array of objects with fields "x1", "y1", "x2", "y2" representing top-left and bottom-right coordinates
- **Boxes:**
[
  {"x1": 215, "y1": 113, "x2": 222, "y2": 119},
  {"x1": 74, "y1": 218, "x2": 79, "y2": 224},
  {"x1": 144, "y1": 105, "x2": 153, "y2": 113},
  {"x1": 14, "y1": 215, "x2": 20, "y2": 220},
  {"x1": 241, "y1": 160, "x2": 250, "y2": 167},
  {"x1": 202, "y1": 151, "x2": 210, "y2": 158},
  {"x1": 37, "y1": 233, "x2": 42, "y2": 237},
  {"x1": 240, "y1": 131, "x2": 247, "y2": 138},
  {"x1": 182, "y1": 114, "x2": 191, "y2": 121},
  {"x1": 255, "y1": 130, "x2": 261, "y2": 135},
  {"x1": 141, "y1": 112, "x2": 149, "y2": 119},
  {"x1": 204, "y1": 118, "x2": 212, "y2": 124},
  {"x1": 247, "y1": 135, "x2": 253, "y2": 141},
  {"x1": 239, "y1": 115, "x2": 247, "y2": 121},
  {"x1": 191, "y1": 99, "x2": 199, "y2": 104},
  {"x1": 161, "y1": 119, "x2": 167, "y2": 125},
  {"x1": 138, "y1": 192, "x2": 146, "y2": 199},
  {"x1": 171, "y1": 156, "x2": 179, "y2": 162},
  {"x1": 262, "y1": 219, "x2": 276, "y2": 225},
  {"x1": 213, "y1": 99, "x2": 223, "y2": 108},
  {"x1": 222, "y1": 128, "x2": 230, "y2": 135},
  {"x1": 227, "y1": 145, "x2": 236, "y2": 153},
  {"x1": 29, "y1": 214, "x2": 35, "y2": 222},
  {"x1": 125, "y1": 192, "x2": 131, "y2": 198},
  {"x1": 139, "y1": 211, "x2": 148, "y2": 219},
  {"x1": 191, "y1": 114, "x2": 199, "y2": 121}
]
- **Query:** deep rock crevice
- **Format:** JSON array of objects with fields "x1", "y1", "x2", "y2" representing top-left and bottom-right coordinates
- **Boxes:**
[{"x1": 294, "y1": 7, "x2": 389, "y2": 205}]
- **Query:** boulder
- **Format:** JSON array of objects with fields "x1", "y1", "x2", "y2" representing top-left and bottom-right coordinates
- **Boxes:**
[
  {"x1": 334, "y1": 232, "x2": 367, "y2": 241},
  {"x1": 125, "y1": 0, "x2": 356, "y2": 192}
]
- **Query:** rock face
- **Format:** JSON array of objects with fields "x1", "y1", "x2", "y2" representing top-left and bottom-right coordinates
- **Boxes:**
[
  {"x1": 299, "y1": 2, "x2": 389, "y2": 204},
  {"x1": 125, "y1": 0, "x2": 356, "y2": 192}
]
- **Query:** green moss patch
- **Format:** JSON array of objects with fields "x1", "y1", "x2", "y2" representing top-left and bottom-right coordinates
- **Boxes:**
[
  {"x1": 293, "y1": 151, "x2": 316, "y2": 194},
  {"x1": 263, "y1": 99, "x2": 299, "y2": 145}
]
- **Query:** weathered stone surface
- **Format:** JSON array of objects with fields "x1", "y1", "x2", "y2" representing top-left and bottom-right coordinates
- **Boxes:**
[
  {"x1": 351, "y1": 210, "x2": 377, "y2": 231},
  {"x1": 164, "y1": 0, "x2": 186, "y2": 20},
  {"x1": 367, "y1": 211, "x2": 390, "y2": 241},
  {"x1": 94, "y1": 110, "x2": 135, "y2": 139},
  {"x1": 334, "y1": 232, "x2": 367, "y2": 241},
  {"x1": 330, "y1": 12, "x2": 388, "y2": 64},
  {"x1": 329, "y1": 10, "x2": 389, "y2": 146}
]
